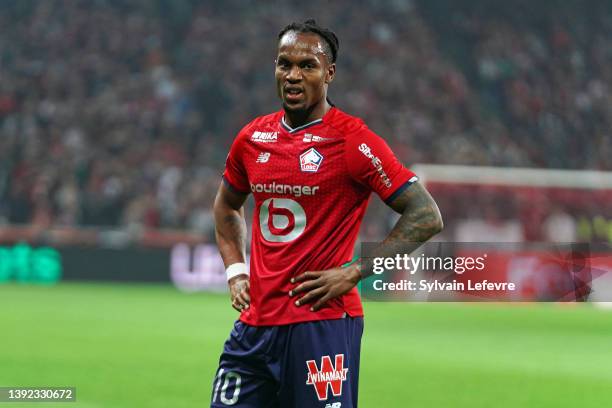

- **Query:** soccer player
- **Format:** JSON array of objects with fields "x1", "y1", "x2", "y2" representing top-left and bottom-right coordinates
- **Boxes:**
[{"x1": 211, "y1": 19, "x2": 443, "y2": 407}]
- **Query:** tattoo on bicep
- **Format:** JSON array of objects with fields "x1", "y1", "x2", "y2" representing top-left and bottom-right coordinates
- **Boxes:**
[{"x1": 386, "y1": 184, "x2": 442, "y2": 243}]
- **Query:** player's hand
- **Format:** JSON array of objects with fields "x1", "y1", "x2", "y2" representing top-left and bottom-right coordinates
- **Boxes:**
[
  {"x1": 289, "y1": 264, "x2": 361, "y2": 312},
  {"x1": 228, "y1": 275, "x2": 250, "y2": 312}
]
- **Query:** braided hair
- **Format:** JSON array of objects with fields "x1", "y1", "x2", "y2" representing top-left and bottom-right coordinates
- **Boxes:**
[{"x1": 278, "y1": 19, "x2": 339, "y2": 63}]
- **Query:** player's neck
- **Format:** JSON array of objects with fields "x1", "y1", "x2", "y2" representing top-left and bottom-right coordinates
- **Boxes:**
[{"x1": 283, "y1": 100, "x2": 331, "y2": 129}]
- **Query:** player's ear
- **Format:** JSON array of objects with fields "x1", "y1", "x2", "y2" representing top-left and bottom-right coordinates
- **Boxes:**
[{"x1": 325, "y1": 63, "x2": 336, "y2": 84}]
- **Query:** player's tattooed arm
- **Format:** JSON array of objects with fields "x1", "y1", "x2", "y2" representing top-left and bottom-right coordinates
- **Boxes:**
[
  {"x1": 290, "y1": 181, "x2": 442, "y2": 311},
  {"x1": 213, "y1": 182, "x2": 251, "y2": 311},
  {"x1": 214, "y1": 182, "x2": 248, "y2": 265},
  {"x1": 356, "y1": 181, "x2": 444, "y2": 280},
  {"x1": 385, "y1": 181, "x2": 443, "y2": 244}
]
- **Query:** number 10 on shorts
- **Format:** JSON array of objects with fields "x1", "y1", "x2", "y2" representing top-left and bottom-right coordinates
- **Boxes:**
[{"x1": 212, "y1": 369, "x2": 242, "y2": 405}]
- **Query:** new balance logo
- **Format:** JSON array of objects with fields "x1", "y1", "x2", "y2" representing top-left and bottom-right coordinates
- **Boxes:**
[
  {"x1": 325, "y1": 403, "x2": 341, "y2": 408},
  {"x1": 306, "y1": 354, "x2": 348, "y2": 401},
  {"x1": 256, "y1": 152, "x2": 271, "y2": 163},
  {"x1": 303, "y1": 133, "x2": 334, "y2": 142},
  {"x1": 251, "y1": 131, "x2": 278, "y2": 143}
]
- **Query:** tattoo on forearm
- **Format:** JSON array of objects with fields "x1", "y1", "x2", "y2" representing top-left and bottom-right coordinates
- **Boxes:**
[
  {"x1": 222, "y1": 213, "x2": 246, "y2": 243},
  {"x1": 358, "y1": 183, "x2": 442, "y2": 280},
  {"x1": 216, "y1": 211, "x2": 247, "y2": 263}
]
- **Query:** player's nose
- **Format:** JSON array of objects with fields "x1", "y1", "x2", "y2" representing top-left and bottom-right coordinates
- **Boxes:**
[{"x1": 286, "y1": 65, "x2": 302, "y2": 82}]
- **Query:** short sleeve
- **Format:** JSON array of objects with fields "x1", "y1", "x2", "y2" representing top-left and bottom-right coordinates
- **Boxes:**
[
  {"x1": 345, "y1": 127, "x2": 418, "y2": 204},
  {"x1": 222, "y1": 132, "x2": 250, "y2": 194}
]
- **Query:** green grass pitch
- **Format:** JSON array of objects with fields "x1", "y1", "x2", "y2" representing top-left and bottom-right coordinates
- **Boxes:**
[{"x1": 1, "y1": 283, "x2": 611, "y2": 407}]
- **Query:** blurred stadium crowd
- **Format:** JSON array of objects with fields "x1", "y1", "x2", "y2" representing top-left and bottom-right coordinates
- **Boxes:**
[{"x1": 0, "y1": 0, "x2": 610, "y2": 241}]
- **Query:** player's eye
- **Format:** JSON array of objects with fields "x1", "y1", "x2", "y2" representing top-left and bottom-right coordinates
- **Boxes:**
[
  {"x1": 302, "y1": 63, "x2": 316, "y2": 69},
  {"x1": 277, "y1": 60, "x2": 290, "y2": 69}
]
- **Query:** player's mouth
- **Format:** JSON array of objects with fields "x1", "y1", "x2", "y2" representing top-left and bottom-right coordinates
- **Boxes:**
[{"x1": 284, "y1": 86, "x2": 304, "y2": 102}]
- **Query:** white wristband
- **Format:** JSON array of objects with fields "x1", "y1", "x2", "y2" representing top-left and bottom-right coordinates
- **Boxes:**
[{"x1": 226, "y1": 263, "x2": 249, "y2": 281}]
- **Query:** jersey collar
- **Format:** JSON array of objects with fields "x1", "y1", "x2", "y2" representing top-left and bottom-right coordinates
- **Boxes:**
[
  {"x1": 281, "y1": 116, "x2": 323, "y2": 133},
  {"x1": 280, "y1": 104, "x2": 336, "y2": 133}
]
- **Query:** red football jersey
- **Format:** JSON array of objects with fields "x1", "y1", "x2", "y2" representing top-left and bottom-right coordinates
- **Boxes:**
[{"x1": 223, "y1": 107, "x2": 418, "y2": 326}]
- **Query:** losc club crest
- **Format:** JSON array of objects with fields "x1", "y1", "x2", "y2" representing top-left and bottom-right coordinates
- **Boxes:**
[{"x1": 300, "y1": 148, "x2": 323, "y2": 172}]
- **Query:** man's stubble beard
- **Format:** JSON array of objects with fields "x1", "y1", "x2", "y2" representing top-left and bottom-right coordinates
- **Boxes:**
[{"x1": 282, "y1": 100, "x2": 316, "y2": 121}]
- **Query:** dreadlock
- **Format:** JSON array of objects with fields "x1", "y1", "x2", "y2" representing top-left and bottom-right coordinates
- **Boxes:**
[{"x1": 278, "y1": 19, "x2": 339, "y2": 63}]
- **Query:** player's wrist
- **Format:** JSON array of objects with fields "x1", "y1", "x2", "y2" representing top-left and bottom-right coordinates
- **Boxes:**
[
  {"x1": 226, "y1": 262, "x2": 249, "y2": 282},
  {"x1": 345, "y1": 262, "x2": 362, "y2": 284}
]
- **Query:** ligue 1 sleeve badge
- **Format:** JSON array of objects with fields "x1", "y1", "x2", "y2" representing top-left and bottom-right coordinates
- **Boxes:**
[{"x1": 300, "y1": 148, "x2": 324, "y2": 172}]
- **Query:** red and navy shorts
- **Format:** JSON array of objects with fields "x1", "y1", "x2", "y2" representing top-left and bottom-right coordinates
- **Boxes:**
[{"x1": 210, "y1": 316, "x2": 364, "y2": 408}]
